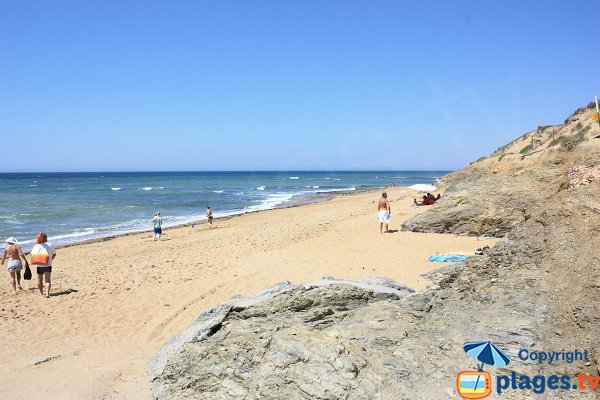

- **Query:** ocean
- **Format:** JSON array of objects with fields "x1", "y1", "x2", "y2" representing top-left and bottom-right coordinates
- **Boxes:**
[{"x1": 0, "y1": 171, "x2": 447, "y2": 250}]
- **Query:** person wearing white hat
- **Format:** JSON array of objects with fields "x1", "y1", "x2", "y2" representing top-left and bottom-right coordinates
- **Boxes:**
[{"x1": 1, "y1": 237, "x2": 28, "y2": 294}]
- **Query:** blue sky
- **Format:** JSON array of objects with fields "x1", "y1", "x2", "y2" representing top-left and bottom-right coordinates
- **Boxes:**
[{"x1": 1, "y1": 1, "x2": 598, "y2": 172}]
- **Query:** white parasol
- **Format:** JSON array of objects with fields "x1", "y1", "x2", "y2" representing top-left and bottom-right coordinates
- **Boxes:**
[{"x1": 409, "y1": 184, "x2": 437, "y2": 192}]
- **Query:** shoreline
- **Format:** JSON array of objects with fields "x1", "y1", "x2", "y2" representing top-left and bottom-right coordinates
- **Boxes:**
[
  {"x1": 2, "y1": 170, "x2": 448, "y2": 252},
  {"x1": 17, "y1": 185, "x2": 386, "y2": 253},
  {"x1": 1, "y1": 186, "x2": 489, "y2": 400}
]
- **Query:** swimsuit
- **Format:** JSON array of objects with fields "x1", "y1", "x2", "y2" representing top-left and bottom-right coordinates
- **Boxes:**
[
  {"x1": 37, "y1": 266, "x2": 52, "y2": 274},
  {"x1": 7, "y1": 259, "x2": 22, "y2": 273},
  {"x1": 378, "y1": 210, "x2": 390, "y2": 223}
]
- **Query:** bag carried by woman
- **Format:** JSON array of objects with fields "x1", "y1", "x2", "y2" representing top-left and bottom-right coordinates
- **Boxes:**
[
  {"x1": 30, "y1": 243, "x2": 50, "y2": 265},
  {"x1": 23, "y1": 260, "x2": 32, "y2": 280}
]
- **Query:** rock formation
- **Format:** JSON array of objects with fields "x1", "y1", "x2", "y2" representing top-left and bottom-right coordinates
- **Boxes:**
[{"x1": 150, "y1": 106, "x2": 600, "y2": 399}]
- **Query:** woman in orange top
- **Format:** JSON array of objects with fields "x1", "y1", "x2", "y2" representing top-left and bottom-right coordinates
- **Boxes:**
[{"x1": 30, "y1": 232, "x2": 56, "y2": 298}]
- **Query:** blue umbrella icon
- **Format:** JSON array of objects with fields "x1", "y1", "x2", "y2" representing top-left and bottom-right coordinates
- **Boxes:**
[
  {"x1": 464, "y1": 341, "x2": 510, "y2": 370},
  {"x1": 463, "y1": 341, "x2": 510, "y2": 393}
]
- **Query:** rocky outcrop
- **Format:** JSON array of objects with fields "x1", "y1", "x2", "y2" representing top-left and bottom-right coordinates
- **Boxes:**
[
  {"x1": 149, "y1": 277, "x2": 416, "y2": 400},
  {"x1": 151, "y1": 106, "x2": 600, "y2": 399},
  {"x1": 151, "y1": 178, "x2": 600, "y2": 399},
  {"x1": 402, "y1": 109, "x2": 600, "y2": 237},
  {"x1": 568, "y1": 165, "x2": 600, "y2": 188}
]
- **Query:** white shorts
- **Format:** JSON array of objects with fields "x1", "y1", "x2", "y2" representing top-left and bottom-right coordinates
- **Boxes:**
[
  {"x1": 378, "y1": 210, "x2": 390, "y2": 224},
  {"x1": 7, "y1": 259, "x2": 22, "y2": 273}
]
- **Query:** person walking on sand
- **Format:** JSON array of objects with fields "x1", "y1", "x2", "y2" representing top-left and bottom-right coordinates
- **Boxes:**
[
  {"x1": 153, "y1": 211, "x2": 163, "y2": 241},
  {"x1": 378, "y1": 192, "x2": 391, "y2": 234},
  {"x1": 207, "y1": 206, "x2": 213, "y2": 229},
  {"x1": 30, "y1": 232, "x2": 56, "y2": 298},
  {"x1": 1, "y1": 237, "x2": 28, "y2": 294}
]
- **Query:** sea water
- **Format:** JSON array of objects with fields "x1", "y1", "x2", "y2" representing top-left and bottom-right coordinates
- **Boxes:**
[{"x1": 0, "y1": 171, "x2": 447, "y2": 250}]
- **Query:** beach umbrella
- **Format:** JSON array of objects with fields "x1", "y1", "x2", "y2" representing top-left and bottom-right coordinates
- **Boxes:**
[
  {"x1": 463, "y1": 341, "x2": 510, "y2": 370},
  {"x1": 409, "y1": 183, "x2": 437, "y2": 192},
  {"x1": 463, "y1": 341, "x2": 510, "y2": 394}
]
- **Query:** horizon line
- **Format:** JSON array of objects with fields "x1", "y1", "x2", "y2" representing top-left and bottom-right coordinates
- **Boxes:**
[{"x1": 0, "y1": 169, "x2": 455, "y2": 174}]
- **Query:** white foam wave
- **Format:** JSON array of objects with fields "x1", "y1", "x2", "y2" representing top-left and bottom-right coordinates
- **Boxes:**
[
  {"x1": 244, "y1": 193, "x2": 296, "y2": 212},
  {"x1": 288, "y1": 176, "x2": 300, "y2": 180},
  {"x1": 256, "y1": 186, "x2": 265, "y2": 191},
  {"x1": 313, "y1": 186, "x2": 319, "y2": 189},
  {"x1": 213, "y1": 190, "x2": 224, "y2": 193},
  {"x1": 334, "y1": 178, "x2": 341, "y2": 181},
  {"x1": 315, "y1": 187, "x2": 356, "y2": 193},
  {"x1": 2, "y1": 215, "x2": 25, "y2": 225},
  {"x1": 49, "y1": 228, "x2": 96, "y2": 242},
  {"x1": 111, "y1": 187, "x2": 122, "y2": 191},
  {"x1": 142, "y1": 187, "x2": 153, "y2": 191},
  {"x1": 30, "y1": 184, "x2": 38, "y2": 187}
]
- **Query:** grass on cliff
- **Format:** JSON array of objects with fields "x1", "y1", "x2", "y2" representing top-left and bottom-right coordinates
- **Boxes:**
[
  {"x1": 498, "y1": 153, "x2": 514, "y2": 161},
  {"x1": 520, "y1": 144, "x2": 533, "y2": 154},
  {"x1": 549, "y1": 125, "x2": 590, "y2": 150}
]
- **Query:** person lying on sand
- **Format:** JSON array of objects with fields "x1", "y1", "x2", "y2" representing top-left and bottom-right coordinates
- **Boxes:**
[
  {"x1": 413, "y1": 195, "x2": 433, "y2": 206},
  {"x1": 414, "y1": 193, "x2": 442, "y2": 206}
]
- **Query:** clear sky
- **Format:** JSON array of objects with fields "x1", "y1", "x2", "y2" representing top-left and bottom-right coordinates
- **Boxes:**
[{"x1": 1, "y1": 1, "x2": 598, "y2": 172}]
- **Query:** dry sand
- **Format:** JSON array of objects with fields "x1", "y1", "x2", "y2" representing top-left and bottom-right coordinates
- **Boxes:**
[{"x1": 0, "y1": 188, "x2": 496, "y2": 399}]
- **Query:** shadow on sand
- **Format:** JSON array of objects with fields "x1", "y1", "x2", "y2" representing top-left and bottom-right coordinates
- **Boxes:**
[{"x1": 51, "y1": 289, "x2": 79, "y2": 297}]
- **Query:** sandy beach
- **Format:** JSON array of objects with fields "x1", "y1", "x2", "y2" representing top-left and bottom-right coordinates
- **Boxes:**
[{"x1": 0, "y1": 188, "x2": 496, "y2": 400}]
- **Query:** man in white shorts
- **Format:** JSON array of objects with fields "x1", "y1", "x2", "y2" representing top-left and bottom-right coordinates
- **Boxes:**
[{"x1": 378, "y1": 192, "x2": 391, "y2": 234}]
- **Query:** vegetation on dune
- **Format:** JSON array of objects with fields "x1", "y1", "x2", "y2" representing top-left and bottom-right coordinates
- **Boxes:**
[
  {"x1": 549, "y1": 125, "x2": 590, "y2": 150},
  {"x1": 519, "y1": 144, "x2": 533, "y2": 154}
]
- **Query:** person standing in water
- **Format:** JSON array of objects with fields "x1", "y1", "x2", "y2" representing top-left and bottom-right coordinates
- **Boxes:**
[
  {"x1": 207, "y1": 206, "x2": 213, "y2": 229},
  {"x1": 1, "y1": 237, "x2": 28, "y2": 294},
  {"x1": 377, "y1": 192, "x2": 391, "y2": 234},
  {"x1": 153, "y1": 211, "x2": 163, "y2": 241}
]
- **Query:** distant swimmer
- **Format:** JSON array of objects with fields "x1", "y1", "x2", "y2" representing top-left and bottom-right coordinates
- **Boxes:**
[
  {"x1": 207, "y1": 206, "x2": 213, "y2": 229},
  {"x1": 1, "y1": 237, "x2": 28, "y2": 294},
  {"x1": 153, "y1": 211, "x2": 163, "y2": 241},
  {"x1": 378, "y1": 192, "x2": 391, "y2": 234}
]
